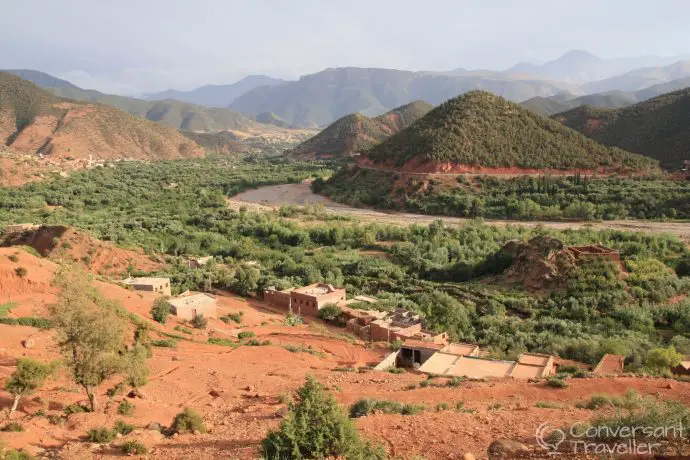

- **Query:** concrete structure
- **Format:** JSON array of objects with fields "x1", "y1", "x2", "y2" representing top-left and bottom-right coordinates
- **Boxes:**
[
  {"x1": 188, "y1": 256, "x2": 214, "y2": 269},
  {"x1": 397, "y1": 340, "x2": 446, "y2": 368},
  {"x1": 671, "y1": 356, "x2": 690, "y2": 376},
  {"x1": 3, "y1": 223, "x2": 39, "y2": 234},
  {"x1": 122, "y1": 277, "x2": 171, "y2": 296},
  {"x1": 568, "y1": 245, "x2": 620, "y2": 263},
  {"x1": 264, "y1": 283, "x2": 346, "y2": 317},
  {"x1": 593, "y1": 354, "x2": 625, "y2": 375},
  {"x1": 168, "y1": 293, "x2": 217, "y2": 320},
  {"x1": 368, "y1": 309, "x2": 448, "y2": 344}
]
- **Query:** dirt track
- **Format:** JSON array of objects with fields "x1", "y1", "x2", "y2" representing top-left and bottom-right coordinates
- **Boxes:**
[{"x1": 230, "y1": 183, "x2": 690, "y2": 242}]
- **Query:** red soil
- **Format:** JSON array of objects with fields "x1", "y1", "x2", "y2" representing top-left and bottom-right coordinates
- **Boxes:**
[{"x1": 1, "y1": 246, "x2": 689, "y2": 459}]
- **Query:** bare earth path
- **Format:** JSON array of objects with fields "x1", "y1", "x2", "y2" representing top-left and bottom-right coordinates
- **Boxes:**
[{"x1": 230, "y1": 183, "x2": 690, "y2": 242}]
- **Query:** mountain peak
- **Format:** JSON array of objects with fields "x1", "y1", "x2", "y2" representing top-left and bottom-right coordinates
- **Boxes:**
[{"x1": 557, "y1": 49, "x2": 601, "y2": 62}]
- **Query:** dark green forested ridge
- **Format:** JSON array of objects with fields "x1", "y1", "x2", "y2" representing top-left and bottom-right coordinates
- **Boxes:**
[
  {"x1": 553, "y1": 88, "x2": 690, "y2": 168},
  {"x1": 287, "y1": 101, "x2": 432, "y2": 158},
  {"x1": 365, "y1": 91, "x2": 658, "y2": 171}
]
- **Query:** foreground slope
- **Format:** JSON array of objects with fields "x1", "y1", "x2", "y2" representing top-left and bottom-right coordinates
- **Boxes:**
[
  {"x1": 365, "y1": 91, "x2": 658, "y2": 172},
  {"x1": 0, "y1": 73, "x2": 201, "y2": 160},
  {"x1": 553, "y1": 88, "x2": 690, "y2": 169},
  {"x1": 287, "y1": 101, "x2": 432, "y2": 158}
]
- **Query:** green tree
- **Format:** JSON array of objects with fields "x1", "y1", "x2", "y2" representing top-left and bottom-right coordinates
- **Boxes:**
[
  {"x1": 646, "y1": 346, "x2": 683, "y2": 376},
  {"x1": 150, "y1": 297, "x2": 171, "y2": 324},
  {"x1": 4, "y1": 358, "x2": 55, "y2": 416},
  {"x1": 49, "y1": 269, "x2": 132, "y2": 411},
  {"x1": 262, "y1": 376, "x2": 385, "y2": 460},
  {"x1": 317, "y1": 304, "x2": 343, "y2": 322}
]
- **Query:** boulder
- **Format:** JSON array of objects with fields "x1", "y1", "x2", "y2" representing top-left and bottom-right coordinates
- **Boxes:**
[
  {"x1": 22, "y1": 338, "x2": 35, "y2": 349},
  {"x1": 488, "y1": 439, "x2": 530, "y2": 459},
  {"x1": 462, "y1": 453, "x2": 476, "y2": 460},
  {"x1": 146, "y1": 422, "x2": 162, "y2": 431}
]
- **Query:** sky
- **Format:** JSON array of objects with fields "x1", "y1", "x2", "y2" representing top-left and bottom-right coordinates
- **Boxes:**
[{"x1": 1, "y1": 0, "x2": 689, "y2": 96}]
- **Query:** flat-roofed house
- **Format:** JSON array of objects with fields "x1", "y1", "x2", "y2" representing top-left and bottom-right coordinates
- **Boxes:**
[
  {"x1": 263, "y1": 283, "x2": 347, "y2": 317},
  {"x1": 168, "y1": 293, "x2": 217, "y2": 320},
  {"x1": 122, "y1": 277, "x2": 171, "y2": 296},
  {"x1": 512, "y1": 353, "x2": 555, "y2": 379},
  {"x1": 419, "y1": 353, "x2": 517, "y2": 379},
  {"x1": 672, "y1": 356, "x2": 690, "y2": 376}
]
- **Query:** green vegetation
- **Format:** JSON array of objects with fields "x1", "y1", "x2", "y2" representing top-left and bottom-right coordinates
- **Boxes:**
[
  {"x1": 150, "y1": 297, "x2": 171, "y2": 324},
  {"x1": 49, "y1": 269, "x2": 149, "y2": 411},
  {"x1": 151, "y1": 338, "x2": 177, "y2": 348},
  {"x1": 4, "y1": 358, "x2": 55, "y2": 416},
  {"x1": 121, "y1": 440, "x2": 148, "y2": 455},
  {"x1": 288, "y1": 101, "x2": 432, "y2": 158},
  {"x1": 207, "y1": 337, "x2": 238, "y2": 347},
  {"x1": 86, "y1": 426, "x2": 117, "y2": 443},
  {"x1": 113, "y1": 420, "x2": 135, "y2": 435},
  {"x1": 237, "y1": 331, "x2": 255, "y2": 340},
  {"x1": 349, "y1": 398, "x2": 425, "y2": 418},
  {"x1": 576, "y1": 391, "x2": 639, "y2": 410},
  {"x1": 174, "y1": 325, "x2": 193, "y2": 334},
  {"x1": 171, "y1": 408, "x2": 205, "y2": 434},
  {"x1": 283, "y1": 344, "x2": 325, "y2": 357},
  {"x1": 555, "y1": 88, "x2": 690, "y2": 168},
  {"x1": 0, "y1": 317, "x2": 52, "y2": 328},
  {"x1": 365, "y1": 91, "x2": 657, "y2": 171},
  {"x1": 117, "y1": 400, "x2": 135, "y2": 416},
  {"x1": 546, "y1": 377, "x2": 568, "y2": 388},
  {"x1": 190, "y1": 314, "x2": 208, "y2": 329},
  {"x1": 318, "y1": 167, "x2": 690, "y2": 220},
  {"x1": 1, "y1": 422, "x2": 24, "y2": 432},
  {"x1": 263, "y1": 377, "x2": 385, "y2": 460},
  {"x1": 317, "y1": 303, "x2": 344, "y2": 323}
]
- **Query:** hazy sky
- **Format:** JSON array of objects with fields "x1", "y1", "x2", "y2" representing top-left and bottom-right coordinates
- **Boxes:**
[{"x1": 1, "y1": 0, "x2": 688, "y2": 95}]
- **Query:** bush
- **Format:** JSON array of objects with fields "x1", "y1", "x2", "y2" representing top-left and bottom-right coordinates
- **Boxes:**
[
  {"x1": 117, "y1": 399, "x2": 135, "y2": 415},
  {"x1": 121, "y1": 440, "x2": 148, "y2": 455},
  {"x1": 446, "y1": 376, "x2": 464, "y2": 387},
  {"x1": 389, "y1": 339, "x2": 403, "y2": 351},
  {"x1": 0, "y1": 317, "x2": 52, "y2": 329},
  {"x1": 151, "y1": 339, "x2": 177, "y2": 348},
  {"x1": 171, "y1": 408, "x2": 205, "y2": 434},
  {"x1": 220, "y1": 312, "x2": 243, "y2": 324},
  {"x1": 150, "y1": 297, "x2": 171, "y2": 324},
  {"x1": 246, "y1": 339, "x2": 271, "y2": 346},
  {"x1": 238, "y1": 331, "x2": 256, "y2": 340},
  {"x1": 317, "y1": 304, "x2": 344, "y2": 323},
  {"x1": 113, "y1": 420, "x2": 135, "y2": 435},
  {"x1": 174, "y1": 325, "x2": 193, "y2": 334},
  {"x1": 190, "y1": 314, "x2": 208, "y2": 329},
  {"x1": 283, "y1": 313, "x2": 303, "y2": 326},
  {"x1": 14, "y1": 267, "x2": 28, "y2": 278},
  {"x1": 436, "y1": 402, "x2": 450, "y2": 411},
  {"x1": 64, "y1": 403, "x2": 90, "y2": 415},
  {"x1": 208, "y1": 337, "x2": 238, "y2": 347},
  {"x1": 576, "y1": 391, "x2": 638, "y2": 410},
  {"x1": 86, "y1": 426, "x2": 116, "y2": 443},
  {"x1": 106, "y1": 382, "x2": 125, "y2": 398},
  {"x1": 349, "y1": 398, "x2": 425, "y2": 418},
  {"x1": 535, "y1": 401, "x2": 561, "y2": 409},
  {"x1": 263, "y1": 377, "x2": 385, "y2": 460},
  {"x1": 387, "y1": 367, "x2": 405, "y2": 374},
  {"x1": 1, "y1": 449, "x2": 34, "y2": 460},
  {"x1": 2, "y1": 422, "x2": 24, "y2": 432},
  {"x1": 7, "y1": 254, "x2": 18, "y2": 262},
  {"x1": 546, "y1": 377, "x2": 568, "y2": 388}
]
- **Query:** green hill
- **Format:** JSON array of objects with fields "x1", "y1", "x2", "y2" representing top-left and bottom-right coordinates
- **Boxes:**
[
  {"x1": 365, "y1": 91, "x2": 657, "y2": 172},
  {"x1": 287, "y1": 101, "x2": 432, "y2": 158},
  {"x1": 553, "y1": 88, "x2": 690, "y2": 169}
]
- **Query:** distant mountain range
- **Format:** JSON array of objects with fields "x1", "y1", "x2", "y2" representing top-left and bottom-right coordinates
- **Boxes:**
[
  {"x1": 521, "y1": 77, "x2": 690, "y2": 115},
  {"x1": 508, "y1": 50, "x2": 688, "y2": 84},
  {"x1": 287, "y1": 101, "x2": 432, "y2": 159},
  {"x1": 553, "y1": 88, "x2": 690, "y2": 168},
  {"x1": 0, "y1": 72, "x2": 200, "y2": 161},
  {"x1": 230, "y1": 67, "x2": 577, "y2": 128},
  {"x1": 144, "y1": 75, "x2": 286, "y2": 107}
]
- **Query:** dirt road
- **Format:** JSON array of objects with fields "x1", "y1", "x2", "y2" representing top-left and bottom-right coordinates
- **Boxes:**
[{"x1": 230, "y1": 183, "x2": 690, "y2": 241}]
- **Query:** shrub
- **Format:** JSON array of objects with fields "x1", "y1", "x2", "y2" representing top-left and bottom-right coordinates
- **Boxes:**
[
  {"x1": 48, "y1": 414, "x2": 66, "y2": 425},
  {"x1": 645, "y1": 346, "x2": 683, "y2": 376},
  {"x1": 117, "y1": 399, "x2": 135, "y2": 415},
  {"x1": 208, "y1": 337, "x2": 238, "y2": 347},
  {"x1": 86, "y1": 426, "x2": 116, "y2": 443},
  {"x1": 220, "y1": 312, "x2": 243, "y2": 324},
  {"x1": 389, "y1": 339, "x2": 403, "y2": 351},
  {"x1": 0, "y1": 317, "x2": 53, "y2": 328},
  {"x1": 2, "y1": 422, "x2": 24, "y2": 432},
  {"x1": 238, "y1": 331, "x2": 255, "y2": 340},
  {"x1": 535, "y1": 401, "x2": 561, "y2": 409},
  {"x1": 436, "y1": 402, "x2": 450, "y2": 411},
  {"x1": 263, "y1": 377, "x2": 385, "y2": 460},
  {"x1": 283, "y1": 313, "x2": 303, "y2": 326},
  {"x1": 7, "y1": 254, "x2": 18, "y2": 262},
  {"x1": 190, "y1": 314, "x2": 208, "y2": 329},
  {"x1": 174, "y1": 325, "x2": 193, "y2": 334},
  {"x1": 171, "y1": 408, "x2": 205, "y2": 434},
  {"x1": 317, "y1": 304, "x2": 344, "y2": 323},
  {"x1": 151, "y1": 339, "x2": 177, "y2": 348},
  {"x1": 446, "y1": 377, "x2": 464, "y2": 387},
  {"x1": 576, "y1": 391, "x2": 639, "y2": 410},
  {"x1": 121, "y1": 440, "x2": 148, "y2": 455},
  {"x1": 1, "y1": 449, "x2": 34, "y2": 460},
  {"x1": 246, "y1": 339, "x2": 271, "y2": 346},
  {"x1": 150, "y1": 297, "x2": 171, "y2": 324},
  {"x1": 349, "y1": 398, "x2": 425, "y2": 418},
  {"x1": 387, "y1": 367, "x2": 405, "y2": 374},
  {"x1": 106, "y1": 382, "x2": 125, "y2": 398},
  {"x1": 546, "y1": 377, "x2": 568, "y2": 389},
  {"x1": 113, "y1": 420, "x2": 135, "y2": 435},
  {"x1": 14, "y1": 267, "x2": 28, "y2": 278},
  {"x1": 64, "y1": 403, "x2": 90, "y2": 415},
  {"x1": 283, "y1": 344, "x2": 325, "y2": 357}
]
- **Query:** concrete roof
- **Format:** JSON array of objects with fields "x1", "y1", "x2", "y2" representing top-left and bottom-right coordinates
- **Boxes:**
[
  {"x1": 293, "y1": 283, "x2": 340, "y2": 296},
  {"x1": 441, "y1": 343, "x2": 480, "y2": 356},
  {"x1": 122, "y1": 277, "x2": 169, "y2": 285},
  {"x1": 510, "y1": 363, "x2": 546, "y2": 379},
  {"x1": 168, "y1": 293, "x2": 216, "y2": 309},
  {"x1": 401, "y1": 339, "x2": 445, "y2": 351},
  {"x1": 353, "y1": 295, "x2": 377, "y2": 304},
  {"x1": 518, "y1": 353, "x2": 552, "y2": 366},
  {"x1": 418, "y1": 353, "x2": 516, "y2": 379},
  {"x1": 593, "y1": 354, "x2": 625, "y2": 375}
]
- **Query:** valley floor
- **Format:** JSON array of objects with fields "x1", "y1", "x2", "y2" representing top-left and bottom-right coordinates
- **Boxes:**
[{"x1": 230, "y1": 183, "x2": 690, "y2": 242}]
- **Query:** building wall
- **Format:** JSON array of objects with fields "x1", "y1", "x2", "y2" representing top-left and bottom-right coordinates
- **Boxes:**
[
  {"x1": 290, "y1": 289, "x2": 346, "y2": 317},
  {"x1": 171, "y1": 301, "x2": 217, "y2": 320},
  {"x1": 131, "y1": 282, "x2": 171, "y2": 297},
  {"x1": 264, "y1": 290, "x2": 292, "y2": 310}
]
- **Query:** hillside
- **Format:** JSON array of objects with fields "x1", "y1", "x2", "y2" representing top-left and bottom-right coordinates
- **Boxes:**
[
  {"x1": 287, "y1": 101, "x2": 432, "y2": 158},
  {"x1": 364, "y1": 91, "x2": 658, "y2": 172},
  {"x1": 553, "y1": 88, "x2": 690, "y2": 168},
  {"x1": 144, "y1": 75, "x2": 286, "y2": 107},
  {"x1": 229, "y1": 67, "x2": 576, "y2": 127},
  {"x1": 582, "y1": 60, "x2": 690, "y2": 93},
  {"x1": 0, "y1": 72, "x2": 201, "y2": 160}
]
